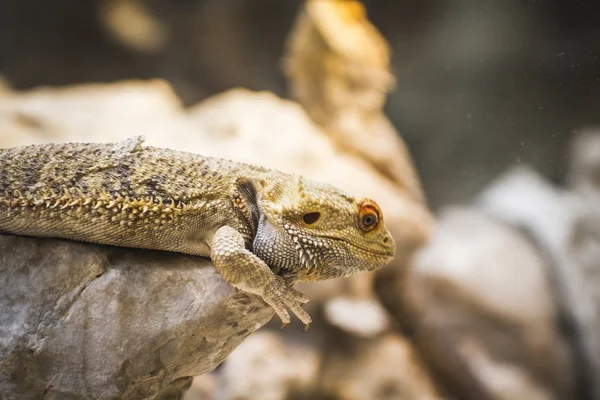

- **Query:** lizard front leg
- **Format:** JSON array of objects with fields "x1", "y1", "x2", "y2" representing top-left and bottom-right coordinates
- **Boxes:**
[{"x1": 210, "y1": 225, "x2": 312, "y2": 329}]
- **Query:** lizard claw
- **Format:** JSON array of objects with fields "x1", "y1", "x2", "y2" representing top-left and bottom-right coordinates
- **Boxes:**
[{"x1": 263, "y1": 277, "x2": 312, "y2": 329}]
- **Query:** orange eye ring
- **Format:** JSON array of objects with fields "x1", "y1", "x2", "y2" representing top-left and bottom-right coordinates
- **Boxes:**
[{"x1": 358, "y1": 200, "x2": 381, "y2": 232}]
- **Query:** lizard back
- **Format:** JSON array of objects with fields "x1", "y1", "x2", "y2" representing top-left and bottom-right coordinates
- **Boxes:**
[{"x1": 0, "y1": 137, "x2": 272, "y2": 255}]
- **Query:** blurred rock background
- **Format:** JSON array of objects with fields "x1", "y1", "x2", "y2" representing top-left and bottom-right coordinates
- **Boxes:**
[{"x1": 1, "y1": 0, "x2": 600, "y2": 399}]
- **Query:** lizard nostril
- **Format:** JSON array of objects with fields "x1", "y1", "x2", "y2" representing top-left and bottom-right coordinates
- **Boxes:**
[{"x1": 383, "y1": 236, "x2": 389, "y2": 244}]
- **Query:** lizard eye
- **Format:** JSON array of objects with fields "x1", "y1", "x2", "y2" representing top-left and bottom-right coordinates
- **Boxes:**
[
  {"x1": 303, "y1": 212, "x2": 321, "y2": 225},
  {"x1": 362, "y1": 214, "x2": 376, "y2": 227},
  {"x1": 358, "y1": 201, "x2": 381, "y2": 232}
]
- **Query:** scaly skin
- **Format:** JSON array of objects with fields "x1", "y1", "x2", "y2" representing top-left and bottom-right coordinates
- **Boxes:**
[{"x1": 0, "y1": 137, "x2": 395, "y2": 328}]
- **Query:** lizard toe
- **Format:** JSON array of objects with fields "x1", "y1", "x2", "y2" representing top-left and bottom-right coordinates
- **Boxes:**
[
  {"x1": 263, "y1": 296, "x2": 291, "y2": 327},
  {"x1": 286, "y1": 301, "x2": 312, "y2": 329},
  {"x1": 280, "y1": 285, "x2": 309, "y2": 305},
  {"x1": 263, "y1": 278, "x2": 311, "y2": 328}
]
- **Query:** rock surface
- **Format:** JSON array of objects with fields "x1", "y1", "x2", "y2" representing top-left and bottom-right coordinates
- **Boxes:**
[
  {"x1": 478, "y1": 165, "x2": 600, "y2": 399},
  {"x1": 319, "y1": 333, "x2": 441, "y2": 400},
  {"x1": 209, "y1": 329, "x2": 441, "y2": 400},
  {"x1": 406, "y1": 207, "x2": 575, "y2": 400},
  {"x1": 0, "y1": 234, "x2": 272, "y2": 400},
  {"x1": 376, "y1": 148, "x2": 600, "y2": 400},
  {"x1": 212, "y1": 331, "x2": 320, "y2": 400}
]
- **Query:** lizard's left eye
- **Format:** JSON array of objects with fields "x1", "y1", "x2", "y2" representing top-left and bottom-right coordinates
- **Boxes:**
[
  {"x1": 362, "y1": 214, "x2": 376, "y2": 227},
  {"x1": 358, "y1": 201, "x2": 381, "y2": 232},
  {"x1": 303, "y1": 212, "x2": 321, "y2": 225}
]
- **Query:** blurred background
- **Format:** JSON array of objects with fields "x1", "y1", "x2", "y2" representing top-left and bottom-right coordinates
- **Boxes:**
[{"x1": 1, "y1": 0, "x2": 600, "y2": 399}]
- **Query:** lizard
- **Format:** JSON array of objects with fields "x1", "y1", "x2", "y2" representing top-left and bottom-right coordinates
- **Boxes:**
[{"x1": 0, "y1": 136, "x2": 396, "y2": 329}]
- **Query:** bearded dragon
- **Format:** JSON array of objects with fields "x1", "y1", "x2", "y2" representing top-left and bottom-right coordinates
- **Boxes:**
[{"x1": 0, "y1": 137, "x2": 395, "y2": 329}]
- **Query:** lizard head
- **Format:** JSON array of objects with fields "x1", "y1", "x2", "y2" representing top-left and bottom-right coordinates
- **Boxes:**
[{"x1": 254, "y1": 175, "x2": 396, "y2": 281}]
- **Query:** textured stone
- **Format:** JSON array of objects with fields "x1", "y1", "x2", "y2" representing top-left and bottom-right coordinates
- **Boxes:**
[
  {"x1": 181, "y1": 375, "x2": 216, "y2": 400},
  {"x1": 0, "y1": 79, "x2": 183, "y2": 149},
  {"x1": 323, "y1": 296, "x2": 389, "y2": 338},
  {"x1": 320, "y1": 333, "x2": 441, "y2": 400},
  {"x1": 212, "y1": 331, "x2": 320, "y2": 400},
  {"x1": 404, "y1": 207, "x2": 575, "y2": 400},
  {"x1": 479, "y1": 165, "x2": 600, "y2": 399},
  {"x1": 0, "y1": 234, "x2": 272, "y2": 400}
]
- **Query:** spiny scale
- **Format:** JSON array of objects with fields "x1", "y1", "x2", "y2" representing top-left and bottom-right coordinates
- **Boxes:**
[{"x1": 0, "y1": 137, "x2": 275, "y2": 255}]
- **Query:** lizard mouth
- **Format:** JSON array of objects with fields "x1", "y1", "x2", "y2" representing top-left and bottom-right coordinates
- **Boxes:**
[
  {"x1": 292, "y1": 235, "x2": 394, "y2": 278},
  {"x1": 309, "y1": 234, "x2": 395, "y2": 258}
]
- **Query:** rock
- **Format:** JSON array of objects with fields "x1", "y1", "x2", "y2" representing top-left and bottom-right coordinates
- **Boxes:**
[
  {"x1": 212, "y1": 331, "x2": 320, "y2": 400},
  {"x1": 323, "y1": 296, "x2": 389, "y2": 338},
  {"x1": 377, "y1": 164, "x2": 600, "y2": 399},
  {"x1": 182, "y1": 375, "x2": 216, "y2": 400},
  {"x1": 0, "y1": 79, "x2": 183, "y2": 149},
  {"x1": 401, "y1": 206, "x2": 575, "y2": 400},
  {"x1": 283, "y1": 0, "x2": 424, "y2": 202},
  {"x1": 319, "y1": 333, "x2": 441, "y2": 400},
  {"x1": 478, "y1": 165, "x2": 600, "y2": 399},
  {"x1": 213, "y1": 330, "x2": 441, "y2": 400},
  {"x1": 0, "y1": 234, "x2": 272, "y2": 400}
]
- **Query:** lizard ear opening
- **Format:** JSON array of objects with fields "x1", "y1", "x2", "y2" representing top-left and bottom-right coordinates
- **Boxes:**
[{"x1": 302, "y1": 212, "x2": 321, "y2": 225}]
